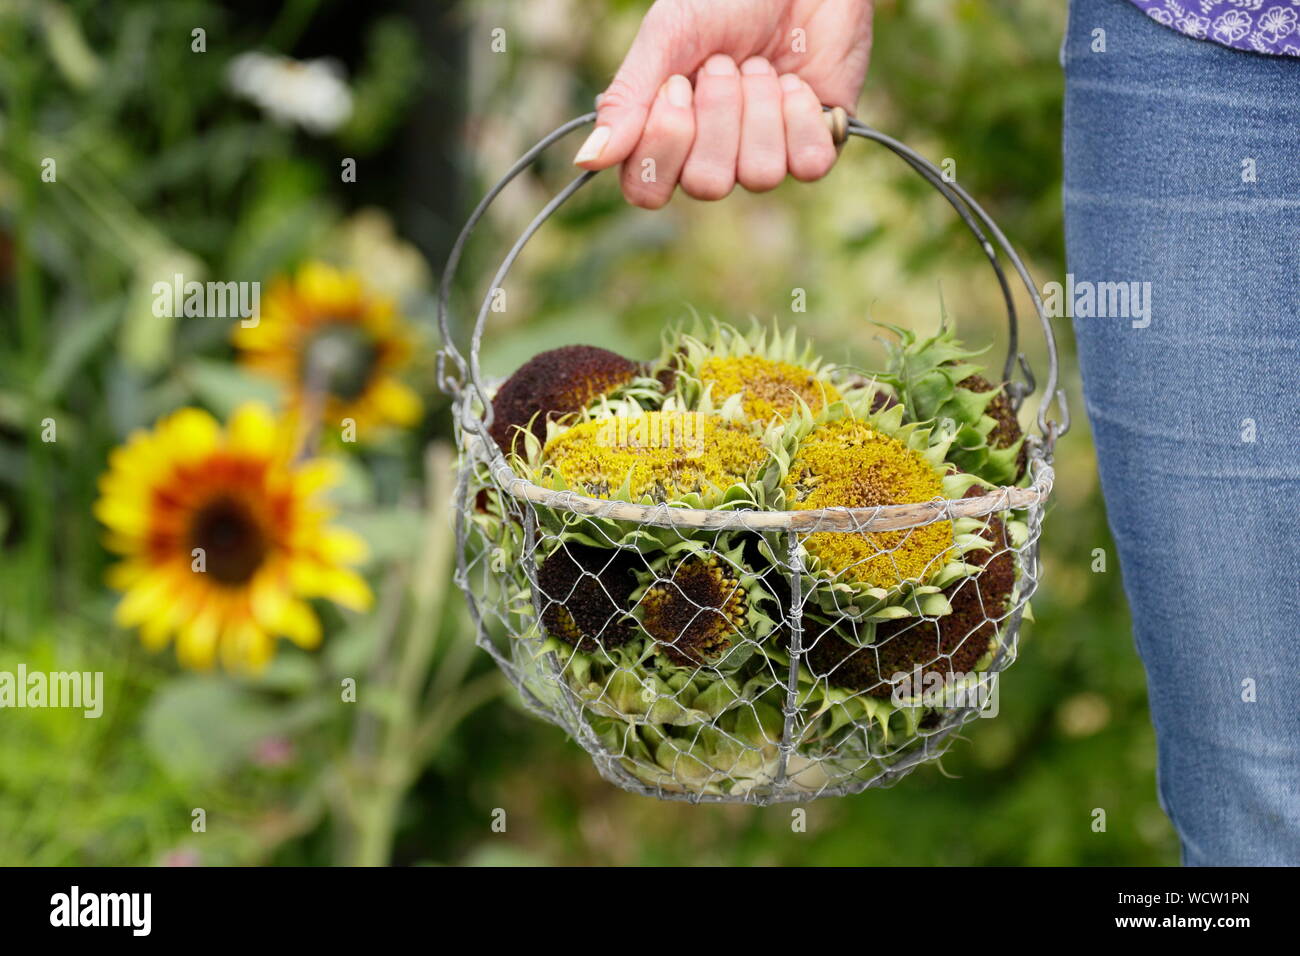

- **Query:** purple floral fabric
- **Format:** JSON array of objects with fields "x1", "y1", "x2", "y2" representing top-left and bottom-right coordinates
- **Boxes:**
[{"x1": 1127, "y1": 1, "x2": 1300, "y2": 55}]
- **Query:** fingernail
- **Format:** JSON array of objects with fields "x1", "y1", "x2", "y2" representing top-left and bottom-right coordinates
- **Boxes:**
[
  {"x1": 573, "y1": 126, "x2": 611, "y2": 164},
  {"x1": 667, "y1": 74, "x2": 692, "y2": 108},
  {"x1": 741, "y1": 57, "x2": 771, "y2": 76},
  {"x1": 704, "y1": 54, "x2": 736, "y2": 76},
  {"x1": 779, "y1": 73, "x2": 803, "y2": 93}
]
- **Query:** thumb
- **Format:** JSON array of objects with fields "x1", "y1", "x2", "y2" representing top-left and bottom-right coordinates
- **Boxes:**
[{"x1": 574, "y1": 12, "x2": 683, "y2": 169}]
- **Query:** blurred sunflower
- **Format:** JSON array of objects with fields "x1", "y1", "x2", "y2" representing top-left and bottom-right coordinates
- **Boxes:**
[
  {"x1": 95, "y1": 403, "x2": 373, "y2": 672},
  {"x1": 234, "y1": 261, "x2": 422, "y2": 438}
]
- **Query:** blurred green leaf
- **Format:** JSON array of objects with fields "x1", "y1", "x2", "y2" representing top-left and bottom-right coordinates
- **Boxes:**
[
  {"x1": 37, "y1": 299, "x2": 120, "y2": 402},
  {"x1": 337, "y1": 507, "x2": 425, "y2": 564},
  {"x1": 180, "y1": 357, "x2": 282, "y2": 415},
  {"x1": 143, "y1": 678, "x2": 286, "y2": 783},
  {"x1": 39, "y1": 1, "x2": 101, "y2": 89}
]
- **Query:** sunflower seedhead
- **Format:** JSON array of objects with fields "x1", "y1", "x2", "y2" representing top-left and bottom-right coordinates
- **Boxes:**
[
  {"x1": 635, "y1": 541, "x2": 776, "y2": 670},
  {"x1": 536, "y1": 544, "x2": 639, "y2": 653},
  {"x1": 655, "y1": 317, "x2": 843, "y2": 430},
  {"x1": 796, "y1": 485, "x2": 1018, "y2": 700},
  {"x1": 489, "y1": 345, "x2": 643, "y2": 455}
]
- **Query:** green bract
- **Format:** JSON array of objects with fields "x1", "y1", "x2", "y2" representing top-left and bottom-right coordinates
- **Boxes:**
[
  {"x1": 761, "y1": 507, "x2": 1028, "y2": 752},
  {"x1": 877, "y1": 320, "x2": 1028, "y2": 485},
  {"x1": 591, "y1": 694, "x2": 786, "y2": 795}
]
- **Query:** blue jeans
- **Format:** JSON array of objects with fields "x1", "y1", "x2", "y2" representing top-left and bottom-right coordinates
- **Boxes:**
[{"x1": 1064, "y1": 0, "x2": 1300, "y2": 865}]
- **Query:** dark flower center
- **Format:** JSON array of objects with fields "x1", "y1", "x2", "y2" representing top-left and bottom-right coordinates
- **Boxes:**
[
  {"x1": 537, "y1": 545, "x2": 638, "y2": 652},
  {"x1": 189, "y1": 496, "x2": 268, "y2": 585},
  {"x1": 300, "y1": 323, "x2": 379, "y2": 401},
  {"x1": 643, "y1": 557, "x2": 746, "y2": 666}
]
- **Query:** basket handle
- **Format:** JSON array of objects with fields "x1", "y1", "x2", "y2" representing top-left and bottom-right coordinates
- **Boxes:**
[{"x1": 437, "y1": 108, "x2": 1070, "y2": 454}]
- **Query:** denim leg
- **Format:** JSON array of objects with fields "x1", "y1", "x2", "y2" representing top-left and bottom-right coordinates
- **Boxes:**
[{"x1": 1063, "y1": 0, "x2": 1300, "y2": 865}]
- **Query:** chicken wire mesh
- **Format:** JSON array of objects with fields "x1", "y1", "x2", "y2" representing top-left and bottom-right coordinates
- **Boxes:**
[{"x1": 439, "y1": 110, "x2": 1068, "y2": 804}]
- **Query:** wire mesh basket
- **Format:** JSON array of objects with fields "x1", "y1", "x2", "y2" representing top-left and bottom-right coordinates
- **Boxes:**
[{"x1": 438, "y1": 109, "x2": 1070, "y2": 804}]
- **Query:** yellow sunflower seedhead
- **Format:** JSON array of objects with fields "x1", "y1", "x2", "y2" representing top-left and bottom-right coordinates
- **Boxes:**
[
  {"x1": 95, "y1": 403, "x2": 373, "y2": 673},
  {"x1": 783, "y1": 417, "x2": 953, "y2": 587},
  {"x1": 656, "y1": 318, "x2": 843, "y2": 428},
  {"x1": 234, "y1": 261, "x2": 422, "y2": 439},
  {"x1": 698, "y1": 355, "x2": 841, "y2": 425},
  {"x1": 541, "y1": 411, "x2": 767, "y2": 505}
]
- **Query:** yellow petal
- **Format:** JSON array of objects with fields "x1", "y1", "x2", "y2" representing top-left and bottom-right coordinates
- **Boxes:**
[
  {"x1": 326, "y1": 568, "x2": 372, "y2": 611},
  {"x1": 370, "y1": 377, "x2": 422, "y2": 426},
  {"x1": 223, "y1": 620, "x2": 276, "y2": 673},
  {"x1": 298, "y1": 261, "x2": 359, "y2": 312},
  {"x1": 113, "y1": 571, "x2": 176, "y2": 627},
  {"x1": 274, "y1": 598, "x2": 322, "y2": 649},
  {"x1": 137, "y1": 607, "x2": 176, "y2": 651},
  {"x1": 227, "y1": 402, "x2": 279, "y2": 458},
  {"x1": 106, "y1": 560, "x2": 148, "y2": 591},
  {"x1": 94, "y1": 495, "x2": 150, "y2": 535},
  {"x1": 248, "y1": 566, "x2": 289, "y2": 632},
  {"x1": 360, "y1": 295, "x2": 398, "y2": 334},
  {"x1": 290, "y1": 562, "x2": 372, "y2": 612},
  {"x1": 176, "y1": 598, "x2": 222, "y2": 671},
  {"x1": 293, "y1": 458, "x2": 341, "y2": 498},
  {"x1": 161, "y1": 407, "x2": 221, "y2": 464},
  {"x1": 104, "y1": 433, "x2": 163, "y2": 480},
  {"x1": 319, "y1": 526, "x2": 369, "y2": 565}
]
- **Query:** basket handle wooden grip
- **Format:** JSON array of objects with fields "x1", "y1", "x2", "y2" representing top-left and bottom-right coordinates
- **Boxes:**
[{"x1": 824, "y1": 106, "x2": 849, "y2": 149}]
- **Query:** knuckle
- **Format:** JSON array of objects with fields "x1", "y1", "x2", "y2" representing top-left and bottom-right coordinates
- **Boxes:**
[
  {"x1": 598, "y1": 77, "x2": 639, "y2": 114},
  {"x1": 681, "y1": 168, "x2": 734, "y2": 201},
  {"x1": 694, "y1": 81, "x2": 738, "y2": 110},
  {"x1": 621, "y1": 167, "x2": 666, "y2": 209},
  {"x1": 644, "y1": 109, "x2": 693, "y2": 143},
  {"x1": 739, "y1": 158, "x2": 785, "y2": 192},
  {"x1": 625, "y1": 185, "x2": 669, "y2": 209},
  {"x1": 783, "y1": 88, "x2": 820, "y2": 117},
  {"x1": 789, "y1": 145, "x2": 835, "y2": 181}
]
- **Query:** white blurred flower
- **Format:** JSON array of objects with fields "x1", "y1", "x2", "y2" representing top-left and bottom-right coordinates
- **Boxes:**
[
  {"x1": 329, "y1": 208, "x2": 432, "y2": 301},
  {"x1": 227, "y1": 52, "x2": 353, "y2": 135}
]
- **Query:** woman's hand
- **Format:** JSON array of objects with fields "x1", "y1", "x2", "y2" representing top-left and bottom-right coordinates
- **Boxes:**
[{"x1": 574, "y1": 0, "x2": 874, "y2": 208}]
